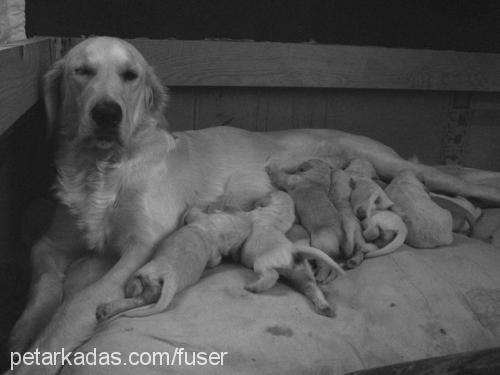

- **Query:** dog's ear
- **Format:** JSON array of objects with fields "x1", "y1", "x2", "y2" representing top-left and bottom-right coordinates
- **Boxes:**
[
  {"x1": 145, "y1": 66, "x2": 169, "y2": 116},
  {"x1": 43, "y1": 59, "x2": 65, "y2": 138}
]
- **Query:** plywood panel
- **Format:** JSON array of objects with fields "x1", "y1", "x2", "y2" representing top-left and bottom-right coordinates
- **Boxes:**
[
  {"x1": 324, "y1": 90, "x2": 449, "y2": 164},
  {"x1": 61, "y1": 37, "x2": 500, "y2": 92},
  {"x1": 0, "y1": 38, "x2": 54, "y2": 137},
  {"x1": 463, "y1": 126, "x2": 500, "y2": 172},
  {"x1": 164, "y1": 87, "x2": 450, "y2": 165}
]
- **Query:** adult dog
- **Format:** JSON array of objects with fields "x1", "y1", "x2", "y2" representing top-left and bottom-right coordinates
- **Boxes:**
[{"x1": 9, "y1": 36, "x2": 500, "y2": 374}]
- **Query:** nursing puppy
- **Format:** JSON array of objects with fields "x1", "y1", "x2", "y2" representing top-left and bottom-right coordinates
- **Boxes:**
[
  {"x1": 12, "y1": 37, "x2": 500, "y2": 373},
  {"x1": 361, "y1": 211, "x2": 408, "y2": 257},
  {"x1": 240, "y1": 191, "x2": 344, "y2": 315},
  {"x1": 96, "y1": 205, "x2": 252, "y2": 319},
  {"x1": 266, "y1": 159, "x2": 343, "y2": 283},
  {"x1": 329, "y1": 169, "x2": 377, "y2": 265},
  {"x1": 346, "y1": 159, "x2": 394, "y2": 220},
  {"x1": 284, "y1": 224, "x2": 337, "y2": 317},
  {"x1": 385, "y1": 170, "x2": 453, "y2": 248}
]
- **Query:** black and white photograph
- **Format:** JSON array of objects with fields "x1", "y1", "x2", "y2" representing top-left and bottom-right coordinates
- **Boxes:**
[{"x1": 1, "y1": 1, "x2": 500, "y2": 374}]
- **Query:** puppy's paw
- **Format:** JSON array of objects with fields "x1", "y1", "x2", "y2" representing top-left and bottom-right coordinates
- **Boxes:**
[
  {"x1": 314, "y1": 263, "x2": 335, "y2": 284},
  {"x1": 314, "y1": 304, "x2": 336, "y2": 318},
  {"x1": 96, "y1": 302, "x2": 113, "y2": 321},
  {"x1": 343, "y1": 250, "x2": 365, "y2": 270},
  {"x1": 244, "y1": 282, "x2": 262, "y2": 293},
  {"x1": 125, "y1": 274, "x2": 162, "y2": 302}
]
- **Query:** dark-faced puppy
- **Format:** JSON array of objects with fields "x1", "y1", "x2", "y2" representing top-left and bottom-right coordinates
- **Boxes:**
[{"x1": 266, "y1": 159, "x2": 343, "y2": 283}]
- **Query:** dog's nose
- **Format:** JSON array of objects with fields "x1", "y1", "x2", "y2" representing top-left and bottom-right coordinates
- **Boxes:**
[
  {"x1": 91, "y1": 100, "x2": 122, "y2": 129},
  {"x1": 356, "y1": 206, "x2": 367, "y2": 220}
]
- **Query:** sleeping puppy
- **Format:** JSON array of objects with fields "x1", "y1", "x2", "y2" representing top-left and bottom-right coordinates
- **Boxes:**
[
  {"x1": 283, "y1": 224, "x2": 337, "y2": 317},
  {"x1": 361, "y1": 210, "x2": 408, "y2": 257},
  {"x1": 330, "y1": 169, "x2": 378, "y2": 261},
  {"x1": 96, "y1": 205, "x2": 252, "y2": 319},
  {"x1": 240, "y1": 190, "x2": 344, "y2": 315},
  {"x1": 385, "y1": 170, "x2": 453, "y2": 248},
  {"x1": 266, "y1": 159, "x2": 343, "y2": 283},
  {"x1": 346, "y1": 159, "x2": 394, "y2": 220}
]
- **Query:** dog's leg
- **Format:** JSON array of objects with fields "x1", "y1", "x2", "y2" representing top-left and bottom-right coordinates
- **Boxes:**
[
  {"x1": 9, "y1": 206, "x2": 85, "y2": 353},
  {"x1": 281, "y1": 130, "x2": 500, "y2": 205},
  {"x1": 352, "y1": 141, "x2": 500, "y2": 205},
  {"x1": 13, "y1": 239, "x2": 155, "y2": 375}
]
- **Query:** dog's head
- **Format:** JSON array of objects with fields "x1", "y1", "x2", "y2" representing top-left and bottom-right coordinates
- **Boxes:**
[{"x1": 44, "y1": 37, "x2": 168, "y2": 151}]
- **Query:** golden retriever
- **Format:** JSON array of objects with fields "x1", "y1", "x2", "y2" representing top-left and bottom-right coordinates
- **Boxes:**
[{"x1": 9, "y1": 36, "x2": 500, "y2": 374}]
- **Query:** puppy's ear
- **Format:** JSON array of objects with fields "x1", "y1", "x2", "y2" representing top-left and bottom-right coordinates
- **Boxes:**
[
  {"x1": 43, "y1": 59, "x2": 65, "y2": 138},
  {"x1": 145, "y1": 66, "x2": 169, "y2": 116}
]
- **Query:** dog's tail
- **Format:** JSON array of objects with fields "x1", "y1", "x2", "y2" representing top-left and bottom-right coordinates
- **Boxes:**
[
  {"x1": 123, "y1": 278, "x2": 179, "y2": 318},
  {"x1": 295, "y1": 245, "x2": 345, "y2": 276},
  {"x1": 365, "y1": 220, "x2": 407, "y2": 258}
]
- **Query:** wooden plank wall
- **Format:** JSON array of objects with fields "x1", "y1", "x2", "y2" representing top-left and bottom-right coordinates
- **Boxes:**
[
  {"x1": 165, "y1": 87, "x2": 500, "y2": 169},
  {"x1": 0, "y1": 38, "x2": 54, "y2": 137}
]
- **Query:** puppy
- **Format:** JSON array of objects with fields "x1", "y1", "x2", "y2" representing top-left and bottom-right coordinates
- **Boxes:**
[
  {"x1": 430, "y1": 193, "x2": 480, "y2": 234},
  {"x1": 385, "y1": 170, "x2": 453, "y2": 248},
  {"x1": 283, "y1": 224, "x2": 337, "y2": 317},
  {"x1": 472, "y1": 208, "x2": 500, "y2": 247},
  {"x1": 361, "y1": 210, "x2": 408, "y2": 257},
  {"x1": 346, "y1": 159, "x2": 394, "y2": 220},
  {"x1": 330, "y1": 169, "x2": 378, "y2": 257},
  {"x1": 266, "y1": 159, "x2": 343, "y2": 283},
  {"x1": 240, "y1": 191, "x2": 344, "y2": 314},
  {"x1": 344, "y1": 158, "x2": 377, "y2": 179},
  {"x1": 96, "y1": 205, "x2": 252, "y2": 319}
]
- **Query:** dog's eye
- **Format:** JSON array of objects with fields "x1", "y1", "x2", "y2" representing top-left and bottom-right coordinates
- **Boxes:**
[
  {"x1": 122, "y1": 69, "x2": 138, "y2": 82},
  {"x1": 74, "y1": 66, "x2": 94, "y2": 76}
]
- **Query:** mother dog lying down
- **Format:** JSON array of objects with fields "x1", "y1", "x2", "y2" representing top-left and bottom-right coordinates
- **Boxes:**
[{"x1": 9, "y1": 36, "x2": 500, "y2": 374}]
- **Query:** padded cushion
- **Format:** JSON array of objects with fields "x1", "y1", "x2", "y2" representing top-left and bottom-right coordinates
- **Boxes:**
[{"x1": 61, "y1": 235, "x2": 500, "y2": 374}]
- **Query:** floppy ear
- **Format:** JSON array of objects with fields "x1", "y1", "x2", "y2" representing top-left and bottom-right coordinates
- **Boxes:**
[
  {"x1": 43, "y1": 59, "x2": 65, "y2": 137},
  {"x1": 145, "y1": 66, "x2": 169, "y2": 116}
]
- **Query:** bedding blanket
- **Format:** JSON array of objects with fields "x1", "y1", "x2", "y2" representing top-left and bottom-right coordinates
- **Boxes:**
[{"x1": 60, "y1": 234, "x2": 500, "y2": 375}]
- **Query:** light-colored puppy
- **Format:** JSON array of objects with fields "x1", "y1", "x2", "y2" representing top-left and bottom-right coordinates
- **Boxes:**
[
  {"x1": 95, "y1": 205, "x2": 252, "y2": 319},
  {"x1": 284, "y1": 224, "x2": 337, "y2": 317},
  {"x1": 240, "y1": 191, "x2": 344, "y2": 312},
  {"x1": 346, "y1": 159, "x2": 394, "y2": 220},
  {"x1": 12, "y1": 37, "x2": 500, "y2": 375},
  {"x1": 266, "y1": 159, "x2": 343, "y2": 283},
  {"x1": 385, "y1": 170, "x2": 453, "y2": 248},
  {"x1": 330, "y1": 169, "x2": 378, "y2": 260},
  {"x1": 361, "y1": 211, "x2": 408, "y2": 257}
]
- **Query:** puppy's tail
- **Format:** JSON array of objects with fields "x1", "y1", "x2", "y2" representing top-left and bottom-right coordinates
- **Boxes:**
[
  {"x1": 295, "y1": 245, "x2": 345, "y2": 276},
  {"x1": 365, "y1": 220, "x2": 407, "y2": 258},
  {"x1": 123, "y1": 278, "x2": 178, "y2": 318}
]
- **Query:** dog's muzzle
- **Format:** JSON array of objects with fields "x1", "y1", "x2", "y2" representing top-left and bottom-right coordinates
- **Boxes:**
[{"x1": 90, "y1": 99, "x2": 123, "y2": 147}]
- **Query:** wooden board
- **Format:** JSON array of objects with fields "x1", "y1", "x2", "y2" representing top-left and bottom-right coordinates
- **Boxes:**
[
  {"x1": 60, "y1": 37, "x2": 500, "y2": 92},
  {"x1": 166, "y1": 87, "x2": 449, "y2": 165},
  {"x1": 0, "y1": 38, "x2": 55, "y2": 137}
]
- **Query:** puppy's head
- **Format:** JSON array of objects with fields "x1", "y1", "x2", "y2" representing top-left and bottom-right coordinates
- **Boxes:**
[{"x1": 44, "y1": 37, "x2": 168, "y2": 152}]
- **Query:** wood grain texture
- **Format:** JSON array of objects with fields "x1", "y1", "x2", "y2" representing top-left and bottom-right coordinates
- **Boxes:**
[
  {"x1": 166, "y1": 87, "x2": 449, "y2": 165},
  {"x1": 60, "y1": 37, "x2": 500, "y2": 92},
  {"x1": 346, "y1": 347, "x2": 500, "y2": 375},
  {"x1": 0, "y1": 38, "x2": 54, "y2": 137}
]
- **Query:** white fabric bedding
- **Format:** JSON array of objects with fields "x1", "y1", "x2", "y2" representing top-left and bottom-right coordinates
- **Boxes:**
[{"x1": 60, "y1": 235, "x2": 500, "y2": 375}]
